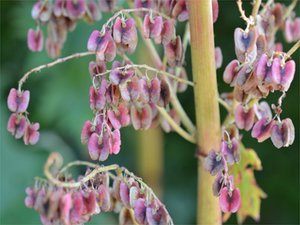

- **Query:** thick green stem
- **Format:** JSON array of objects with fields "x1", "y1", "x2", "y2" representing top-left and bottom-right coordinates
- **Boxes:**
[{"x1": 188, "y1": 0, "x2": 222, "y2": 224}]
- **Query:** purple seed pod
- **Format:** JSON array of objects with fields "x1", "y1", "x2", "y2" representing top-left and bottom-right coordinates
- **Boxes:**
[
  {"x1": 31, "y1": 0, "x2": 52, "y2": 22},
  {"x1": 108, "y1": 103, "x2": 130, "y2": 130},
  {"x1": 65, "y1": 0, "x2": 86, "y2": 19},
  {"x1": 223, "y1": 59, "x2": 240, "y2": 85},
  {"x1": 53, "y1": 0, "x2": 64, "y2": 17},
  {"x1": 284, "y1": 17, "x2": 300, "y2": 43},
  {"x1": 172, "y1": 0, "x2": 188, "y2": 22},
  {"x1": 271, "y1": 3, "x2": 284, "y2": 26},
  {"x1": 255, "y1": 53, "x2": 272, "y2": 83},
  {"x1": 89, "y1": 61, "x2": 106, "y2": 77},
  {"x1": 263, "y1": 57, "x2": 281, "y2": 91},
  {"x1": 27, "y1": 28, "x2": 43, "y2": 52},
  {"x1": 219, "y1": 187, "x2": 241, "y2": 213},
  {"x1": 204, "y1": 150, "x2": 226, "y2": 176},
  {"x1": 82, "y1": 190, "x2": 98, "y2": 215},
  {"x1": 215, "y1": 47, "x2": 223, "y2": 69},
  {"x1": 212, "y1": 0, "x2": 219, "y2": 23},
  {"x1": 139, "y1": 78, "x2": 151, "y2": 103},
  {"x1": 89, "y1": 61, "x2": 106, "y2": 86},
  {"x1": 47, "y1": 189, "x2": 63, "y2": 220},
  {"x1": 98, "y1": 0, "x2": 117, "y2": 12},
  {"x1": 271, "y1": 118, "x2": 295, "y2": 149},
  {"x1": 86, "y1": 0, "x2": 102, "y2": 23},
  {"x1": 105, "y1": 84, "x2": 121, "y2": 105},
  {"x1": 251, "y1": 117, "x2": 276, "y2": 143},
  {"x1": 143, "y1": 14, "x2": 163, "y2": 39},
  {"x1": 221, "y1": 138, "x2": 240, "y2": 165},
  {"x1": 23, "y1": 122, "x2": 40, "y2": 145},
  {"x1": 254, "y1": 101, "x2": 272, "y2": 121},
  {"x1": 146, "y1": 200, "x2": 169, "y2": 225},
  {"x1": 7, "y1": 113, "x2": 27, "y2": 139},
  {"x1": 272, "y1": 58, "x2": 296, "y2": 92},
  {"x1": 25, "y1": 187, "x2": 36, "y2": 208},
  {"x1": 7, "y1": 88, "x2": 30, "y2": 113},
  {"x1": 212, "y1": 172, "x2": 224, "y2": 196},
  {"x1": 176, "y1": 68, "x2": 188, "y2": 93},
  {"x1": 164, "y1": 35, "x2": 183, "y2": 67},
  {"x1": 256, "y1": 35, "x2": 267, "y2": 60},
  {"x1": 113, "y1": 17, "x2": 138, "y2": 54},
  {"x1": 89, "y1": 80, "x2": 108, "y2": 111},
  {"x1": 87, "y1": 29, "x2": 117, "y2": 62},
  {"x1": 235, "y1": 63, "x2": 252, "y2": 88},
  {"x1": 70, "y1": 192, "x2": 84, "y2": 224},
  {"x1": 129, "y1": 186, "x2": 140, "y2": 208},
  {"x1": 155, "y1": 19, "x2": 175, "y2": 45},
  {"x1": 98, "y1": 184, "x2": 111, "y2": 212},
  {"x1": 130, "y1": 104, "x2": 153, "y2": 130},
  {"x1": 233, "y1": 86, "x2": 249, "y2": 103},
  {"x1": 158, "y1": 78, "x2": 171, "y2": 107},
  {"x1": 274, "y1": 42, "x2": 283, "y2": 52},
  {"x1": 87, "y1": 133, "x2": 110, "y2": 161},
  {"x1": 234, "y1": 104, "x2": 255, "y2": 131},
  {"x1": 134, "y1": 198, "x2": 147, "y2": 224},
  {"x1": 46, "y1": 38, "x2": 61, "y2": 59},
  {"x1": 110, "y1": 61, "x2": 135, "y2": 85},
  {"x1": 59, "y1": 192, "x2": 73, "y2": 225},
  {"x1": 234, "y1": 27, "x2": 257, "y2": 60},
  {"x1": 110, "y1": 129, "x2": 121, "y2": 155},
  {"x1": 120, "y1": 181, "x2": 130, "y2": 207},
  {"x1": 134, "y1": 0, "x2": 153, "y2": 9},
  {"x1": 81, "y1": 120, "x2": 94, "y2": 144},
  {"x1": 120, "y1": 76, "x2": 141, "y2": 102}
]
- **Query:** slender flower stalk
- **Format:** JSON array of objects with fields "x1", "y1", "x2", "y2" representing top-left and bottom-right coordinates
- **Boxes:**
[
  {"x1": 284, "y1": 40, "x2": 300, "y2": 60},
  {"x1": 18, "y1": 51, "x2": 94, "y2": 91},
  {"x1": 188, "y1": 0, "x2": 222, "y2": 224},
  {"x1": 94, "y1": 64, "x2": 194, "y2": 86},
  {"x1": 157, "y1": 106, "x2": 196, "y2": 143},
  {"x1": 251, "y1": 0, "x2": 262, "y2": 19}
]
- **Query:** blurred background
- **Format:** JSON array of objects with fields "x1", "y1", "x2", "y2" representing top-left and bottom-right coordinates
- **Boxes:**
[{"x1": 0, "y1": 1, "x2": 299, "y2": 224}]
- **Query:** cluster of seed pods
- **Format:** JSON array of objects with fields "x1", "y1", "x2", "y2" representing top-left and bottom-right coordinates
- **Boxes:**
[
  {"x1": 82, "y1": 4, "x2": 203, "y2": 161},
  {"x1": 7, "y1": 88, "x2": 40, "y2": 145},
  {"x1": 28, "y1": 0, "x2": 117, "y2": 57},
  {"x1": 222, "y1": 1, "x2": 297, "y2": 149},
  {"x1": 204, "y1": 128, "x2": 241, "y2": 213},
  {"x1": 81, "y1": 59, "x2": 174, "y2": 161},
  {"x1": 25, "y1": 167, "x2": 172, "y2": 225}
]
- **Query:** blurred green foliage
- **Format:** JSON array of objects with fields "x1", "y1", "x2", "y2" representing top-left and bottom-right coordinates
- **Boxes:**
[{"x1": 0, "y1": 1, "x2": 299, "y2": 224}]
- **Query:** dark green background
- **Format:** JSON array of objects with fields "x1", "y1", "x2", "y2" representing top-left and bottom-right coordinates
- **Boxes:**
[{"x1": 1, "y1": 1, "x2": 299, "y2": 224}]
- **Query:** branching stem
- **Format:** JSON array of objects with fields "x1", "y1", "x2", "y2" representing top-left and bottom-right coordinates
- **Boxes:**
[
  {"x1": 18, "y1": 51, "x2": 94, "y2": 91},
  {"x1": 237, "y1": 0, "x2": 255, "y2": 30},
  {"x1": 156, "y1": 106, "x2": 196, "y2": 144},
  {"x1": 104, "y1": 8, "x2": 171, "y2": 29},
  {"x1": 251, "y1": 0, "x2": 262, "y2": 19},
  {"x1": 284, "y1": 40, "x2": 300, "y2": 61},
  {"x1": 95, "y1": 63, "x2": 194, "y2": 86}
]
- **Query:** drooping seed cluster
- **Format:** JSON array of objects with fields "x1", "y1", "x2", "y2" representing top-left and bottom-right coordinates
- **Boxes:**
[
  {"x1": 222, "y1": 1, "x2": 297, "y2": 149},
  {"x1": 7, "y1": 88, "x2": 40, "y2": 145},
  {"x1": 204, "y1": 128, "x2": 241, "y2": 213},
  {"x1": 82, "y1": 8, "x2": 198, "y2": 161},
  {"x1": 26, "y1": 167, "x2": 172, "y2": 225},
  {"x1": 81, "y1": 59, "x2": 173, "y2": 161},
  {"x1": 28, "y1": 0, "x2": 117, "y2": 57}
]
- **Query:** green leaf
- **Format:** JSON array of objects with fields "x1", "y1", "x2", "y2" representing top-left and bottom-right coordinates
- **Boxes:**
[{"x1": 226, "y1": 144, "x2": 266, "y2": 224}]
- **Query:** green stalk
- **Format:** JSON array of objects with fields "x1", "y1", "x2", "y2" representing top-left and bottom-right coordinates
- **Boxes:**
[{"x1": 188, "y1": 0, "x2": 222, "y2": 224}]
